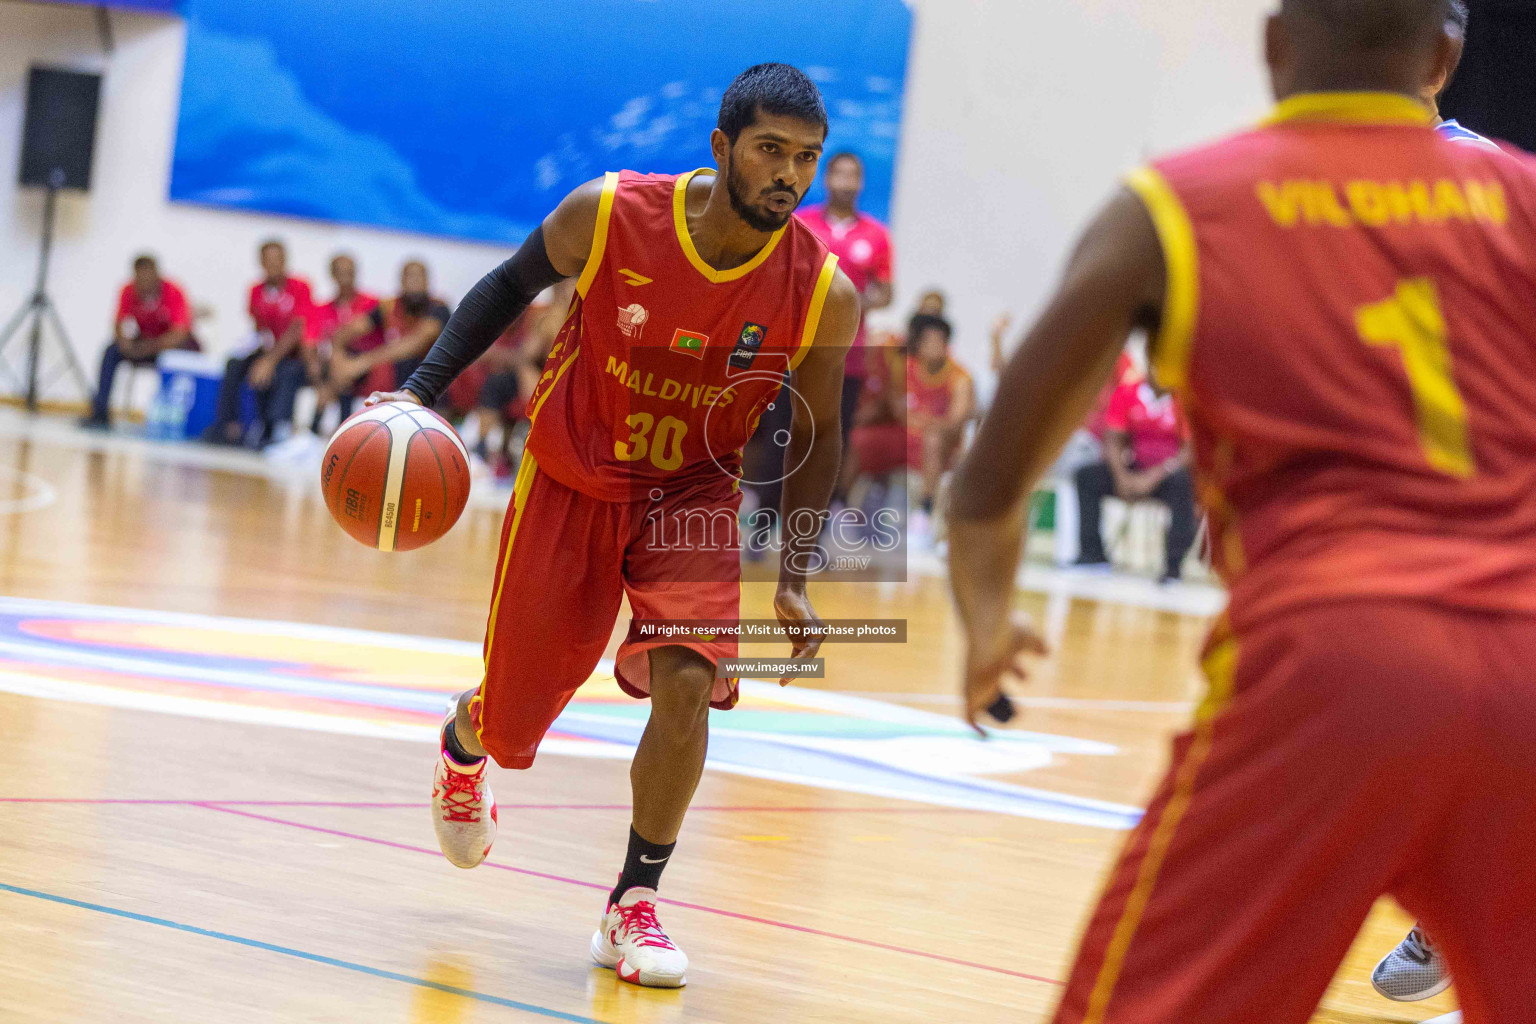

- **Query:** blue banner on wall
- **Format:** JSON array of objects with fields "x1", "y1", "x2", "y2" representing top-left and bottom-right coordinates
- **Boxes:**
[{"x1": 168, "y1": 0, "x2": 910, "y2": 246}]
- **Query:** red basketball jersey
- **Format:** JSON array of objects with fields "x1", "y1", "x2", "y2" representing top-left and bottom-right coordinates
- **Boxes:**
[
  {"x1": 1131, "y1": 92, "x2": 1536, "y2": 629},
  {"x1": 525, "y1": 169, "x2": 839, "y2": 502},
  {"x1": 906, "y1": 356, "x2": 970, "y2": 421}
]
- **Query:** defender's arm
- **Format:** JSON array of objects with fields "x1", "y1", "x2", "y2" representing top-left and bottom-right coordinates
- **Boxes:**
[{"x1": 947, "y1": 188, "x2": 1166, "y2": 729}]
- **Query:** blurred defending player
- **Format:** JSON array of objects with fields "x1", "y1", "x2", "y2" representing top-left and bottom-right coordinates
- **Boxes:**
[
  {"x1": 1370, "y1": 0, "x2": 1493, "y2": 1004},
  {"x1": 368, "y1": 64, "x2": 857, "y2": 987},
  {"x1": 949, "y1": 2, "x2": 1536, "y2": 1021}
]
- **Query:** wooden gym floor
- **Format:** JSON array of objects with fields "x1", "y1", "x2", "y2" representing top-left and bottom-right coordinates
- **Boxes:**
[{"x1": 0, "y1": 410, "x2": 1459, "y2": 1023}]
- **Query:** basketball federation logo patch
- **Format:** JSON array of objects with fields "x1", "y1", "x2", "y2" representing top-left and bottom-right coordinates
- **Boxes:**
[
  {"x1": 617, "y1": 303, "x2": 649, "y2": 339},
  {"x1": 670, "y1": 328, "x2": 708, "y2": 359},
  {"x1": 729, "y1": 322, "x2": 766, "y2": 369}
]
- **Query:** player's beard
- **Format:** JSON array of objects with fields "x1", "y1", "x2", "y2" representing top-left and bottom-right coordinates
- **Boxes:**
[{"x1": 726, "y1": 158, "x2": 797, "y2": 233}]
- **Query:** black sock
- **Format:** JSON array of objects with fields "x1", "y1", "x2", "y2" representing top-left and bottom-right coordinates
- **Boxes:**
[
  {"x1": 442, "y1": 719, "x2": 483, "y2": 767},
  {"x1": 609, "y1": 826, "x2": 676, "y2": 905}
]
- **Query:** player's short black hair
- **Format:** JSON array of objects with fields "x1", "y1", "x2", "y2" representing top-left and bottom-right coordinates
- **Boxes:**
[
  {"x1": 908, "y1": 313, "x2": 952, "y2": 346},
  {"x1": 1281, "y1": 0, "x2": 1450, "y2": 49},
  {"x1": 825, "y1": 151, "x2": 863, "y2": 173},
  {"x1": 717, "y1": 63, "x2": 828, "y2": 144},
  {"x1": 132, "y1": 253, "x2": 156, "y2": 271},
  {"x1": 258, "y1": 238, "x2": 285, "y2": 256}
]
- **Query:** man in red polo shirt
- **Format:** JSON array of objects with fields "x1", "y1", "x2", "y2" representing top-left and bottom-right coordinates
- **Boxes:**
[
  {"x1": 796, "y1": 152, "x2": 894, "y2": 502},
  {"x1": 203, "y1": 239, "x2": 313, "y2": 448},
  {"x1": 1073, "y1": 374, "x2": 1197, "y2": 582},
  {"x1": 81, "y1": 254, "x2": 196, "y2": 429},
  {"x1": 303, "y1": 252, "x2": 381, "y2": 430}
]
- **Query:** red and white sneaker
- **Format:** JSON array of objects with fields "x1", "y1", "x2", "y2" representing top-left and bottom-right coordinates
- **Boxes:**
[
  {"x1": 431, "y1": 712, "x2": 496, "y2": 868},
  {"x1": 590, "y1": 887, "x2": 688, "y2": 988}
]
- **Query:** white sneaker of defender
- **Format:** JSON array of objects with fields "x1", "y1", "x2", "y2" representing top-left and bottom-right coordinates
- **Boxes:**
[{"x1": 1371, "y1": 924, "x2": 1450, "y2": 1002}]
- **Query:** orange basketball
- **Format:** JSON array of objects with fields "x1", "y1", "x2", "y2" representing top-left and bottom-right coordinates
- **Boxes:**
[{"x1": 321, "y1": 401, "x2": 471, "y2": 551}]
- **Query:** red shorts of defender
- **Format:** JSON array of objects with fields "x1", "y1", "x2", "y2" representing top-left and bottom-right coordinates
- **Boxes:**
[
  {"x1": 468, "y1": 454, "x2": 741, "y2": 769},
  {"x1": 1053, "y1": 599, "x2": 1536, "y2": 1024}
]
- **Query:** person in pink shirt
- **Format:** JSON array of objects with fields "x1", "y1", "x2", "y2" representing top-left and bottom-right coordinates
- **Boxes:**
[
  {"x1": 1073, "y1": 374, "x2": 1197, "y2": 582},
  {"x1": 796, "y1": 152, "x2": 894, "y2": 502}
]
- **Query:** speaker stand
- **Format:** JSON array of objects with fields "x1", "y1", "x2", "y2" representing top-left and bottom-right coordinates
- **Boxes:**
[{"x1": 0, "y1": 183, "x2": 91, "y2": 411}]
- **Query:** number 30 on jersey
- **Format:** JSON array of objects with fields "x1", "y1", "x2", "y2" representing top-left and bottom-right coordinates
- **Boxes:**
[{"x1": 614, "y1": 413, "x2": 687, "y2": 471}]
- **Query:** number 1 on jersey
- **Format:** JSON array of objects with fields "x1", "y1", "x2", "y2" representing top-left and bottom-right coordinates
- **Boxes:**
[{"x1": 1355, "y1": 277, "x2": 1475, "y2": 479}]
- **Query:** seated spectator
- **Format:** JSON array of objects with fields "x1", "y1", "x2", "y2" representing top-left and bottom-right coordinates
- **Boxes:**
[
  {"x1": 914, "y1": 289, "x2": 946, "y2": 318},
  {"x1": 905, "y1": 314, "x2": 974, "y2": 533},
  {"x1": 440, "y1": 279, "x2": 572, "y2": 477},
  {"x1": 843, "y1": 328, "x2": 907, "y2": 496},
  {"x1": 328, "y1": 261, "x2": 450, "y2": 399},
  {"x1": 267, "y1": 260, "x2": 450, "y2": 462},
  {"x1": 80, "y1": 254, "x2": 198, "y2": 430},
  {"x1": 1026, "y1": 333, "x2": 1139, "y2": 566},
  {"x1": 305, "y1": 253, "x2": 380, "y2": 430},
  {"x1": 203, "y1": 239, "x2": 313, "y2": 448},
  {"x1": 1073, "y1": 373, "x2": 1197, "y2": 582}
]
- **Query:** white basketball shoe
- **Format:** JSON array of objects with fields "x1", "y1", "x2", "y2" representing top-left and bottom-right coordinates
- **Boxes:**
[
  {"x1": 1371, "y1": 924, "x2": 1450, "y2": 1001},
  {"x1": 590, "y1": 887, "x2": 688, "y2": 988},
  {"x1": 430, "y1": 711, "x2": 496, "y2": 869}
]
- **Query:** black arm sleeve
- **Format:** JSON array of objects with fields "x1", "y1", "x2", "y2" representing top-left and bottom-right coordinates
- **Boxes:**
[{"x1": 401, "y1": 225, "x2": 567, "y2": 405}]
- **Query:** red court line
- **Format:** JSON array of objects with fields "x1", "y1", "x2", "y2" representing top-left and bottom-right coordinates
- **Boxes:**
[
  {"x1": 0, "y1": 798, "x2": 988, "y2": 813},
  {"x1": 196, "y1": 802, "x2": 1064, "y2": 988}
]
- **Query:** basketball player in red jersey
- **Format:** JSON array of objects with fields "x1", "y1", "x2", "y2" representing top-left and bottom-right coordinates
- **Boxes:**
[
  {"x1": 367, "y1": 64, "x2": 857, "y2": 988},
  {"x1": 948, "y1": 2, "x2": 1536, "y2": 1021}
]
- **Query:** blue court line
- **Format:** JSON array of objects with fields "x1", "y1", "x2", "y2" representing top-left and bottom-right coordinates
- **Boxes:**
[{"x1": 0, "y1": 882, "x2": 606, "y2": 1023}]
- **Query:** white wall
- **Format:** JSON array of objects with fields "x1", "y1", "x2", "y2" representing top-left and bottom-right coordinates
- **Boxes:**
[
  {"x1": 0, "y1": 1, "x2": 512, "y2": 402},
  {"x1": 888, "y1": 0, "x2": 1275, "y2": 381},
  {"x1": 0, "y1": 0, "x2": 1278, "y2": 404}
]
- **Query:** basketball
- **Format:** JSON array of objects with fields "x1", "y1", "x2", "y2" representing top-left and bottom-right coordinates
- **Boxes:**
[{"x1": 320, "y1": 401, "x2": 470, "y2": 551}]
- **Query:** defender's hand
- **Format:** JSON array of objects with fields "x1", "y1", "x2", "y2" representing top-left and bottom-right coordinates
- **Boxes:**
[
  {"x1": 961, "y1": 612, "x2": 1047, "y2": 736},
  {"x1": 363, "y1": 389, "x2": 422, "y2": 408},
  {"x1": 773, "y1": 585, "x2": 827, "y2": 687}
]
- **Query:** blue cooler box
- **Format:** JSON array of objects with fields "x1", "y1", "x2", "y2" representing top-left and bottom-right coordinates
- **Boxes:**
[{"x1": 154, "y1": 350, "x2": 224, "y2": 440}]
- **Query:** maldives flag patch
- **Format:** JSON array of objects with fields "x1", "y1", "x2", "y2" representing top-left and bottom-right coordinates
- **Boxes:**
[{"x1": 669, "y1": 328, "x2": 708, "y2": 359}]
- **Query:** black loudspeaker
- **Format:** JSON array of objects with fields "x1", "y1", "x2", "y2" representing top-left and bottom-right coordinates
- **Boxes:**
[{"x1": 18, "y1": 67, "x2": 102, "y2": 191}]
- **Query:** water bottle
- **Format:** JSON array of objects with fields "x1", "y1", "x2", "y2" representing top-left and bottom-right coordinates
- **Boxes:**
[
  {"x1": 145, "y1": 389, "x2": 171, "y2": 440},
  {"x1": 166, "y1": 373, "x2": 196, "y2": 440}
]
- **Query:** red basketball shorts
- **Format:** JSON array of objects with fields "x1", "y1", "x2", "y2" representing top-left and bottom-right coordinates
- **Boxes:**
[
  {"x1": 468, "y1": 454, "x2": 742, "y2": 769},
  {"x1": 851, "y1": 422, "x2": 907, "y2": 478},
  {"x1": 1053, "y1": 599, "x2": 1536, "y2": 1024}
]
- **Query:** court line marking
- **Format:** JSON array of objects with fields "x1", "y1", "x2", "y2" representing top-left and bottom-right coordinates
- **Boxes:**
[
  {"x1": 196, "y1": 802, "x2": 1066, "y2": 987},
  {"x1": 837, "y1": 692, "x2": 1195, "y2": 712},
  {"x1": 0, "y1": 881, "x2": 606, "y2": 1023},
  {"x1": 0, "y1": 797, "x2": 1000, "y2": 813},
  {"x1": 0, "y1": 466, "x2": 58, "y2": 515}
]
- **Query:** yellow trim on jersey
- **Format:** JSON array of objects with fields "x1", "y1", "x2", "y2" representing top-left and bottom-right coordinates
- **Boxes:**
[
  {"x1": 1125, "y1": 166, "x2": 1200, "y2": 391},
  {"x1": 788, "y1": 253, "x2": 839, "y2": 373},
  {"x1": 529, "y1": 346, "x2": 580, "y2": 423},
  {"x1": 1265, "y1": 91, "x2": 1433, "y2": 128},
  {"x1": 575, "y1": 172, "x2": 620, "y2": 299},
  {"x1": 472, "y1": 451, "x2": 541, "y2": 745},
  {"x1": 673, "y1": 169, "x2": 788, "y2": 284},
  {"x1": 1082, "y1": 623, "x2": 1239, "y2": 1024}
]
